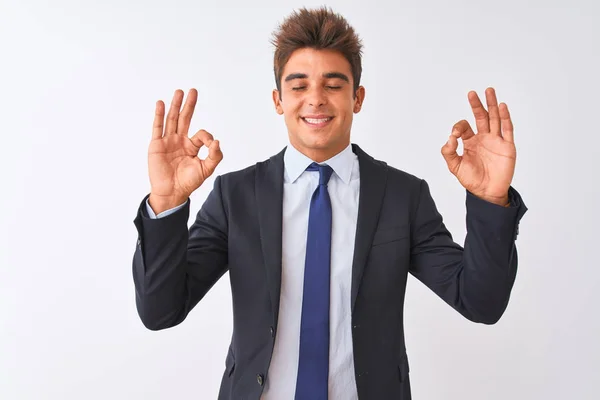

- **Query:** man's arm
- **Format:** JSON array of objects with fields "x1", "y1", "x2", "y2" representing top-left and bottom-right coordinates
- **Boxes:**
[
  {"x1": 132, "y1": 176, "x2": 229, "y2": 330},
  {"x1": 409, "y1": 179, "x2": 527, "y2": 324}
]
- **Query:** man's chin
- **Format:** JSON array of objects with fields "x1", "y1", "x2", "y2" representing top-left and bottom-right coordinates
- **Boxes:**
[{"x1": 299, "y1": 136, "x2": 334, "y2": 149}]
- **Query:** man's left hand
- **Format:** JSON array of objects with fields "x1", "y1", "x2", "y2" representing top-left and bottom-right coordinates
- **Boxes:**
[{"x1": 441, "y1": 87, "x2": 516, "y2": 206}]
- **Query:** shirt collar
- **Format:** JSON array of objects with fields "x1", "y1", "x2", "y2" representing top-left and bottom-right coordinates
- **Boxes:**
[{"x1": 284, "y1": 142, "x2": 355, "y2": 184}]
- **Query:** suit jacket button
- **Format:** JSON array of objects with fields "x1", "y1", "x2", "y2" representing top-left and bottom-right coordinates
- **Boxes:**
[
  {"x1": 270, "y1": 326, "x2": 275, "y2": 337},
  {"x1": 257, "y1": 374, "x2": 264, "y2": 386}
]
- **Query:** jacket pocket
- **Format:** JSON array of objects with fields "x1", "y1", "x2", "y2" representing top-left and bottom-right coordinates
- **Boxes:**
[{"x1": 372, "y1": 225, "x2": 409, "y2": 247}]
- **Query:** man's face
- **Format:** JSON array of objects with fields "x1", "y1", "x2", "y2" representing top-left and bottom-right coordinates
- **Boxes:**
[{"x1": 272, "y1": 48, "x2": 365, "y2": 162}]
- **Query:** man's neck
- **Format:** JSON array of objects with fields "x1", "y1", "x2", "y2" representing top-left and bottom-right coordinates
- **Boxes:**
[{"x1": 288, "y1": 140, "x2": 350, "y2": 163}]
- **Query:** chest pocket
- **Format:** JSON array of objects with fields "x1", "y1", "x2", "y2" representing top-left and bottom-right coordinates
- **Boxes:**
[{"x1": 372, "y1": 225, "x2": 409, "y2": 247}]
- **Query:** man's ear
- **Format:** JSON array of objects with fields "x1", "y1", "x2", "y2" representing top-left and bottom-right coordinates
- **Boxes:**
[
  {"x1": 272, "y1": 89, "x2": 284, "y2": 115},
  {"x1": 353, "y1": 86, "x2": 365, "y2": 113}
]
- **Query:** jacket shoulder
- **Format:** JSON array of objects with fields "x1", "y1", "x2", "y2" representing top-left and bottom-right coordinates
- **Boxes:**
[
  {"x1": 212, "y1": 152, "x2": 279, "y2": 192},
  {"x1": 356, "y1": 144, "x2": 424, "y2": 187},
  {"x1": 368, "y1": 152, "x2": 424, "y2": 189},
  {"x1": 385, "y1": 163, "x2": 423, "y2": 184}
]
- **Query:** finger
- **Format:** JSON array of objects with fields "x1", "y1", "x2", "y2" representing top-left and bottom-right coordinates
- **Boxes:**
[
  {"x1": 203, "y1": 139, "x2": 224, "y2": 174},
  {"x1": 165, "y1": 89, "x2": 184, "y2": 136},
  {"x1": 152, "y1": 100, "x2": 165, "y2": 139},
  {"x1": 441, "y1": 134, "x2": 462, "y2": 175},
  {"x1": 499, "y1": 102, "x2": 514, "y2": 143},
  {"x1": 486, "y1": 87, "x2": 501, "y2": 137},
  {"x1": 190, "y1": 129, "x2": 215, "y2": 149},
  {"x1": 451, "y1": 120, "x2": 475, "y2": 141},
  {"x1": 468, "y1": 91, "x2": 490, "y2": 134},
  {"x1": 177, "y1": 88, "x2": 198, "y2": 136}
]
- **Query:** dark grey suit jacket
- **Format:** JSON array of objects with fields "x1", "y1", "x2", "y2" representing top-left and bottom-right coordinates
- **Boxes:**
[{"x1": 132, "y1": 143, "x2": 527, "y2": 399}]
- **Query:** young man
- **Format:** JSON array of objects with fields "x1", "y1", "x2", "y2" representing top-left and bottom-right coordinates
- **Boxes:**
[{"x1": 132, "y1": 6, "x2": 527, "y2": 400}]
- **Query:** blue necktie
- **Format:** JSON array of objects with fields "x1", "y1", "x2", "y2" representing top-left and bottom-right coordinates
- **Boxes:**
[{"x1": 295, "y1": 162, "x2": 334, "y2": 400}]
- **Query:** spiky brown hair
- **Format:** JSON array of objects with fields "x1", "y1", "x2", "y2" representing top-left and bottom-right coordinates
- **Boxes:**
[{"x1": 270, "y1": 6, "x2": 364, "y2": 98}]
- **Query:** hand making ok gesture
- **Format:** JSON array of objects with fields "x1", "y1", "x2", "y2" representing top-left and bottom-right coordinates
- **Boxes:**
[
  {"x1": 441, "y1": 87, "x2": 516, "y2": 206},
  {"x1": 147, "y1": 89, "x2": 223, "y2": 213}
]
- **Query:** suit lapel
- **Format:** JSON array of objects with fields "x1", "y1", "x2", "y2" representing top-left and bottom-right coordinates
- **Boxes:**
[
  {"x1": 350, "y1": 144, "x2": 388, "y2": 313},
  {"x1": 255, "y1": 147, "x2": 286, "y2": 329}
]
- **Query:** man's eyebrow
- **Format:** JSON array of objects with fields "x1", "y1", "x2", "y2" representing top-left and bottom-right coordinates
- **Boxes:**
[
  {"x1": 283, "y1": 72, "x2": 350, "y2": 83},
  {"x1": 323, "y1": 72, "x2": 350, "y2": 82},
  {"x1": 284, "y1": 73, "x2": 308, "y2": 82}
]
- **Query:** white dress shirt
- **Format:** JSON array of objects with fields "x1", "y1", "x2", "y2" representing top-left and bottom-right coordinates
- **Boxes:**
[{"x1": 146, "y1": 143, "x2": 360, "y2": 399}]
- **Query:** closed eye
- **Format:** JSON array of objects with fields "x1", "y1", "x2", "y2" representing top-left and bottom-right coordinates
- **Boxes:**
[{"x1": 291, "y1": 86, "x2": 342, "y2": 91}]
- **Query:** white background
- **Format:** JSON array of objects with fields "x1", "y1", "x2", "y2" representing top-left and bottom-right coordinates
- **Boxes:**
[{"x1": 1, "y1": 0, "x2": 599, "y2": 399}]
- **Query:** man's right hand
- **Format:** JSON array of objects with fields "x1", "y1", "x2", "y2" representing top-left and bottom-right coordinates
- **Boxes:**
[{"x1": 147, "y1": 88, "x2": 223, "y2": 214}]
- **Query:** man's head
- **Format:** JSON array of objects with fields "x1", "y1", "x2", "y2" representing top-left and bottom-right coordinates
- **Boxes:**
[{"x1": 271, "y1": 7, "x2": 365, "y2": 162}]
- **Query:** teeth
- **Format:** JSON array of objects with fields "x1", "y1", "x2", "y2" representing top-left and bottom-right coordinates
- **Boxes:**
[{"x1": 304, "y1": 117, "x2": 331, "y2": 124}]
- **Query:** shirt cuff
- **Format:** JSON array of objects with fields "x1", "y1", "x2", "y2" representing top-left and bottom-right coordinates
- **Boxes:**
[{"x1": 145, "y1": 198, "x2": 188, "y2": 219}]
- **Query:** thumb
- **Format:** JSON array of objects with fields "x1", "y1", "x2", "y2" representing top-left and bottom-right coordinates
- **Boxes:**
[
  {"x1": 441, "y1": 134, "x2": 461, "y2": 175},
  {"x1": 202, "y1": 139, "x2": 223, "y2": 175}
]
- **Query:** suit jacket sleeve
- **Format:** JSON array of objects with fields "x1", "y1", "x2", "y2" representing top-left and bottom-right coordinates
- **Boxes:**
[
  {"x1": 409, "y1": 179, "x2": 527, "y2": 324},
  {"x1": 132, "y1": 176, "x2": 229, "y2": 330}
]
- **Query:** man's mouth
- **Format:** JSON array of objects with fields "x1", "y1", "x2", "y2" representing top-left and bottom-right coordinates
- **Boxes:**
[{"x1": 301, "y1": 116, "x2": 334, "y2": 128}]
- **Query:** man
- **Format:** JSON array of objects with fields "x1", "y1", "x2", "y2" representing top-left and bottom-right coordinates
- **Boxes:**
[{"x1": 132, "y1": 6, "x2": 527, "y2": 400}]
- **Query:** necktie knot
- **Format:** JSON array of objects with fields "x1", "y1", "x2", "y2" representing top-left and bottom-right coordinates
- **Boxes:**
[{"x1": 306, "y1": 162, "x2": 334, "y2": 186}]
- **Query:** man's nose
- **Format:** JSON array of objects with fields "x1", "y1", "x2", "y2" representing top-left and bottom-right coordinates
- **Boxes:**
[{"x1": 307, "y1": 87, "x2": 327, "y2": 107}]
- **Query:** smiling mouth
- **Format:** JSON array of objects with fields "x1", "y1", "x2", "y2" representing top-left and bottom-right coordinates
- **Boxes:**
[{"x1": 302, "y1": 117, "x2": 334, "y2": 127}]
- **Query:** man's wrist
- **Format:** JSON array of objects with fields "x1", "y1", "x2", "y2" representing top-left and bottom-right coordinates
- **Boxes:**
[
  {"x1": 473, "y1": 192, "x2": 510, "y2": 207},
  {"x1": 148, "y1": 193, "x2": 188, "y2": 215}
]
